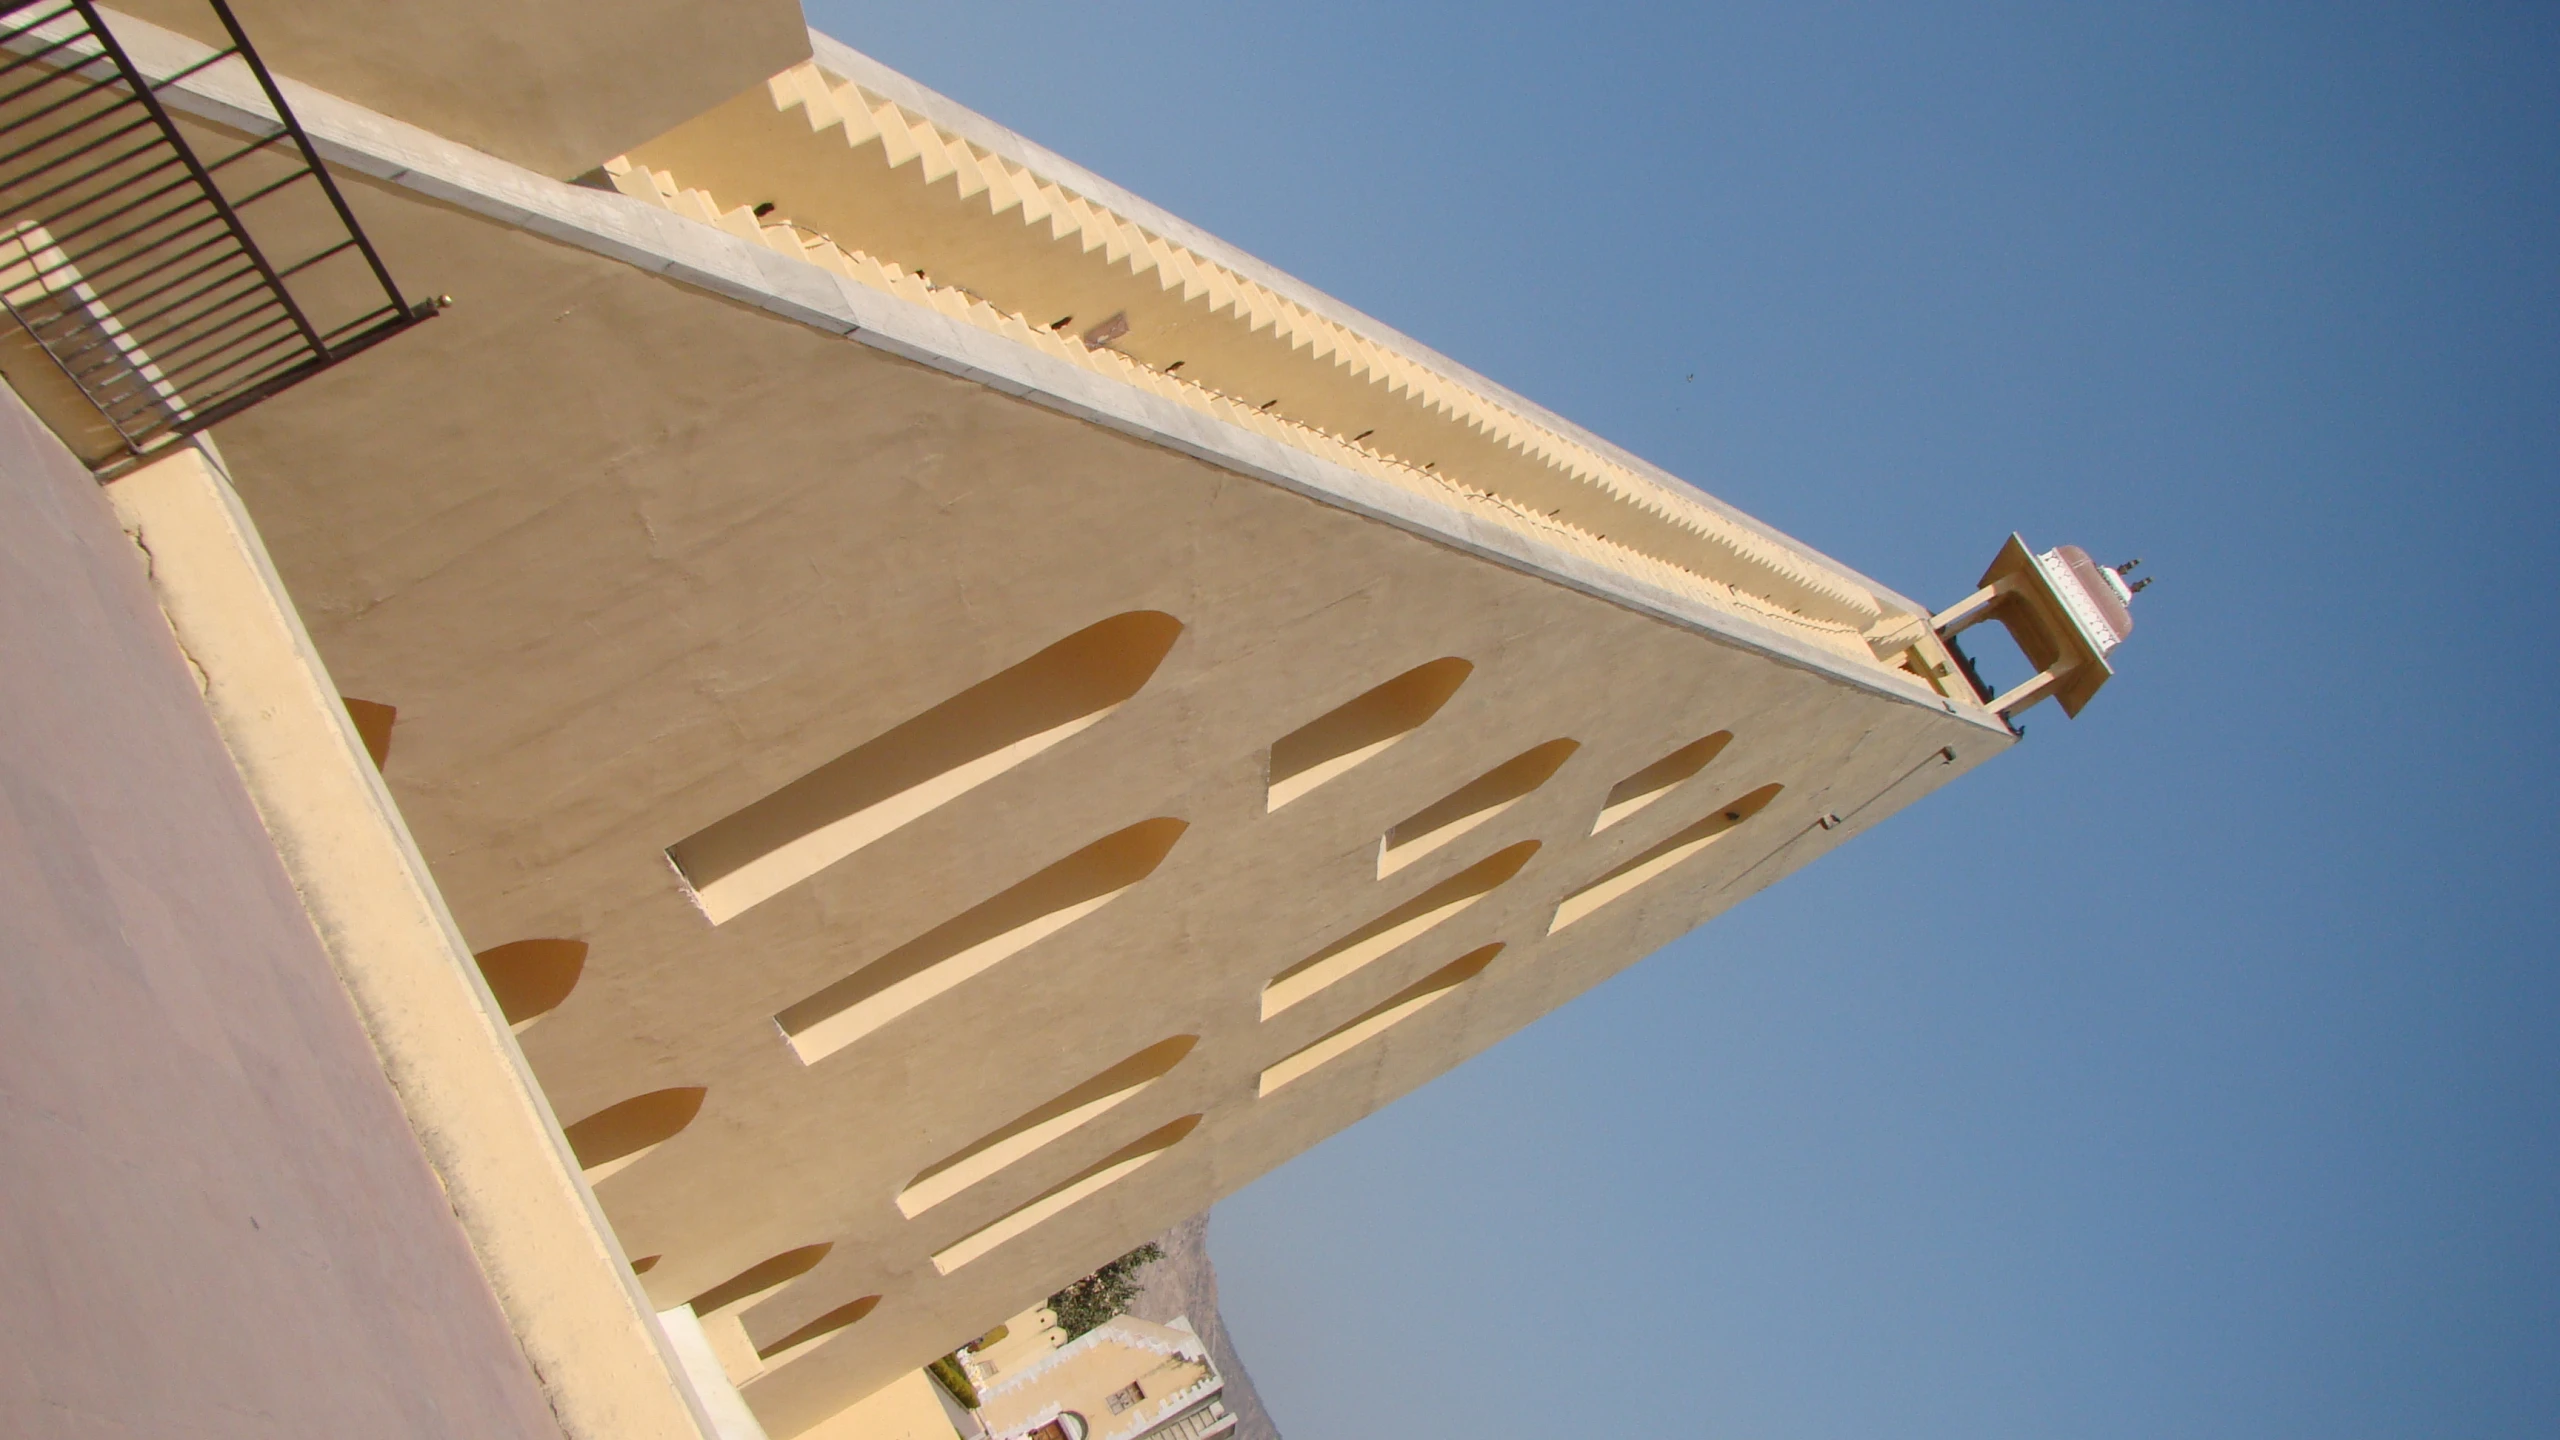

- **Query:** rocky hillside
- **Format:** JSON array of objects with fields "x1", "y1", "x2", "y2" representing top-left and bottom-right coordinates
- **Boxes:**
[{"x1": 1119, "y1": 1212, "x2": 1282, "y2": 1440}]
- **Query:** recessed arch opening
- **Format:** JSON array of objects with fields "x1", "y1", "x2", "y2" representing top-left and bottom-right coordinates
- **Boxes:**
[
  {"x1": 898, "y1": 1034, "x2": 1198, "y2": 1217},
  {"x1": 341, "y1": 697, "x2": 395, "y2": 770},
  {"x1": 1379, "y1": 738, "x2": 1579, "y2": 876},
  {"x1": 1259, "y1": 942, "x2": 1503, "y2": 1096},
  {"x1": 930, "y1": 1115, "x2": 1202, "y2": 1275},
  {"x1": 472, "y1": 938, "x2": 586, "y2": 1031},
  {"x1": 752, "y1": 1295, "x2": 881, "y2": 1368},
  {"x1": 1551, "y1": 782, "x2": 1784, "y2": 932},
  {"x1": 1591, "y1": 731, "x2": 1732, "y2": 834},
  {"x1": 1266, "y1": 657, "x2": 1472, "y2": 811},
  {"x1": 670, "y1": 610, "x2": 1184, "y2": 923},
  {"x1": 690, "y1": 1243, "x2": 834, "y2": 1320},
  {"x1": 1262, "y1": 840, "x2": 1536, "y2": 1019},
  {"x1": 777, "y1": 818, "x2": 1189, "y2": 1064},
  {"x1": 562, "y1": 1086, "x2": 706, "y2": 1184}
]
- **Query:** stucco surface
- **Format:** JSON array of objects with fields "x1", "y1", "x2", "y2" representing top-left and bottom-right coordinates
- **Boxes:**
[
  {"x1": 191, "y1": 163, "x2": 2004, "y2": 1434},
  {"x1": 0, "y1": 387, "x2": 561, "y2": 1437},
  {"x1": 105, "y1": 0, "x2": 808, "y2": 178}
]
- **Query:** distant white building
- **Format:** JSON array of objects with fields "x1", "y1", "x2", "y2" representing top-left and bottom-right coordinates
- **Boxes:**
[{"x1": 964, "y1": 1309, "x2": 1235, "y2": 1440}]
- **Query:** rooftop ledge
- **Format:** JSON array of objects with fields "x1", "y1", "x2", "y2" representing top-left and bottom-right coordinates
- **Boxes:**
[
  {"x1": 611, "y1": 34, "x2": 1921, "y2": 665},
  {"x1": 98, "y1": 8, "x2": 1996, "y2": 729}
]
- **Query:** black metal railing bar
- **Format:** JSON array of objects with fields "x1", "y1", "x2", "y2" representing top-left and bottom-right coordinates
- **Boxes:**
[{"x1": 0, "y1": 0, "x2": 434, "y2": 467}]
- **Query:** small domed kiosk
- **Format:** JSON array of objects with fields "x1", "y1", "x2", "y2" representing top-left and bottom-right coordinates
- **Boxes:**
[{"x1": 1933, "y1": 535, "x2": 2144, "y2": 726}]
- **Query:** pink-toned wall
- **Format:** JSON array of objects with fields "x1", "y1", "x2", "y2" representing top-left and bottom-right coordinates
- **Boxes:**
[{"x1": 0, "y1": 388, "x2": 563, "y2": 1439}]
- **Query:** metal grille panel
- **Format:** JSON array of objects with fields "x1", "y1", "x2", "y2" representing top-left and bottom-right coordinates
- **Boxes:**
[{"x1": 0, "y1": 0, "x2": 428, "y2": 467}]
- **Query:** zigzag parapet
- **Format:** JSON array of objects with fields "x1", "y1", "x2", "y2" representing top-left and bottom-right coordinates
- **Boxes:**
[{"x1": 610, "y1": 62, "x2": 1911, "y2": 659}]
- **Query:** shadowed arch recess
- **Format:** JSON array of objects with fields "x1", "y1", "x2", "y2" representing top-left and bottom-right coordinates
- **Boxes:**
[
  {"x1": 690, "y1": 1243, "x2": 833, "y2": 1319},
  {"x1": 670, "y1": 610, "x2": 1184, "y2": 923},
  {"x1": 751, "y1": 1295, "x2": 881, "y2": 1368},
  {"x1": 1591, "y1": 731, "x2": 1733, "y2": 834},
  {"x1": 563, "y1": 1086, "x2": 706, "y2": 1184},
  {"x1": 778, "y1": 818, "x2": 1190, "y2": 1064},
  {"x1": 1379, "y1": 738, "x2": 1579, "y2": 877},
  {"x1": 1260, "y1": 942, "x2": 1503, "y2": 1096},
  {"x1": 686, "y1": 1243, "x2": 838, "y2": 1386},
  {"x1": 931, "y1": 1114, "x2": 1203, "y2": 1274},
  {"x1": 1266, "y1": 657, "x2": 1472, "y2": 811},
  {"x1": 1263, "y1": 840, "x2": 1537, "y2": 1020},
  {"x1": 1551, "y1": 782, "x2": 1785, "y2": 932},
  {"x1": 898, "y1": 1035, "x2": 1198, "y2": 1217},
  {"x1": 471, "y1": 938, "x2": 585, "y2": 1031}
]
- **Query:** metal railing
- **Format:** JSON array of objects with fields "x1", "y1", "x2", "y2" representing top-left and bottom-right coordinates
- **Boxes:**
[{"x1": 0, "y1": 0, "x2": 432, "y2": 467}]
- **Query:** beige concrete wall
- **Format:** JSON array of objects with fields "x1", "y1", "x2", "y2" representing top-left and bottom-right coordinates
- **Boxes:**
[
  {"x1": 43, "y1": 21, "x2": 2019, "y2": 1432},
  {"x1": 104, "y1": 0, "x2": 809, "y2": 178},
  {"x1": 177, "y1": 153, "x2": 2005, "y2": 1432},
  {"x1": 611, "y1": 63, "x2": 1897, "y2": 654},
  {"x1": 798, "y1": 1371, "x2": 968, "y2": 1440}
]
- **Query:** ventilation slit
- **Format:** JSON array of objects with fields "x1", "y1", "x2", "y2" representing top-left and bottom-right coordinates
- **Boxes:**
[
  {"x1": 472, "y1": 938, "x2": 586, "y2": 1031},
  {"x1": 1591, "y1": 731, "x2": 1732, "y2": 834},
  {"x1": 931, "y1": 1115, "x2": 1202, "y2": 1275},
  {"x1": 777, "y1": 818, "x2": 1189, "y2": 1064},
  {"x1": 688, "y1": 1244, "x2": 836, "y2": 1385},
  {"x1": 1260, "y1": 943, "x2": 1502, "y2": 1096},
  {"x1": 562, "y1": 1086, "x2": 706, "y2": 1184},
  {"x1": 899, "y1": 1035, "x2": 1197, "y2": 1217},
  {"x1": 668, "y1": 611, "x2": 1183, "y2": 922},
  {"x1": 1379, "y1": 739, "x2": 1579, "y2": 876},
  {"x1": 752, "y1": 1296, "x2": 880, "y2": 1367},
  {"x1": 1261, "y1": 840, "x2": 1537, "y2": 1020},
  {"x1": 1551, "y1": 783, "x2": 1784, "y2": 932},
  {"x1": 1266, "y1": 657, "x2": 1472, "y2": 811}
]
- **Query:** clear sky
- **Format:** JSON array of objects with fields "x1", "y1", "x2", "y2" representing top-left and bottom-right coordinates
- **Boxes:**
[{"x1": 805, "y1": 4, "x2": 2557, "y2": 1435}]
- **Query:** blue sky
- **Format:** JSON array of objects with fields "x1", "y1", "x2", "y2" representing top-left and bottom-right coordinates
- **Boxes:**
[{"x1": 808, "y1": 4, "x2": 2558, "y2": 1435}]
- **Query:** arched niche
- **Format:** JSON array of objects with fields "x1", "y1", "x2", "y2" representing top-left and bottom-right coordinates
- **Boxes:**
[
  {"x1": 1260, "y1": 942, "x2": 1503, "y2": 1097},
  {"x1": 777, "y1": 817, "x2": 1189, "y2": 1064},
  {"x1": 1264, "y1": 840, "x2": 1536, "y2": 1019},
  {"x1": 1266, "y1": 657, "x2": 1472, "y2": 811},
  {"x1": 1552, "y1": 782, "x2": 1784, "y2": 932},
  {"x1": 1591, "y1": 731, "x2": 1732, "y2": 834},
  {"x1": 341, "y1": 697, "x2": 395, "y2": 770},
  {"x1": 931, "y1": 1115, "x2": 1203, "y2": 1275},
  {"x1": 669, "y1": 610, "x2": 1184, "y2": 923},
  {"x1": 1380, "y1": 738, "x2": 1579, "y2": 876},
  {"x1": 899, "y1": 1034, "x2": 1198, "y2": 1217},
  {"x1": 562, "y1": 1086, "x2": 706, "y2": 1184},
  {"x1": 472, "y1": 938, "x2": 586, "y2": 1030}
]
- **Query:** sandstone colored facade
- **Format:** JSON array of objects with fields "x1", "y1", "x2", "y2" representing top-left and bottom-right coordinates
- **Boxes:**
[{"x1": 0, "y1": 4, "x2": 2131, "y2": 1437}]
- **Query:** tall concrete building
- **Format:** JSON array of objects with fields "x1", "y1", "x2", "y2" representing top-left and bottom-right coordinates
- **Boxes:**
[{"x1": 0, "y1": 2, "x2": 2137, "y2": 1437}]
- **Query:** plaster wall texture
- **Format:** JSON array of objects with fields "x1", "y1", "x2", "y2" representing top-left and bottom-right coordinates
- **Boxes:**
[
  {"x1": 180, "y1": 165, "x2": 2001, "y2": 1432},
  {"x1": 611, "y1": 64, "x2": 1899, "y2": 657},
  {"x1": 793, "y1": 31, "x2": 1928, "y2": 626},
  {"x1": 794, "y1": 1371, "x2": 968, "y2": 1440},
  {"x1": 78, "y1": 22, "x2": 2013, "y2": 1433},
  {"x1": 105, "y1": 0, "x2": 809, "y2": 178},
  {"x1": 0, "y1": 385, "x2": 562, "y2": 1438}
]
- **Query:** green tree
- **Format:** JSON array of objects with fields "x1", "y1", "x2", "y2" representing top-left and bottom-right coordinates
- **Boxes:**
[{"x1": 1047, "y1": 1243, "x2": 1162, "y2": 1339}]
